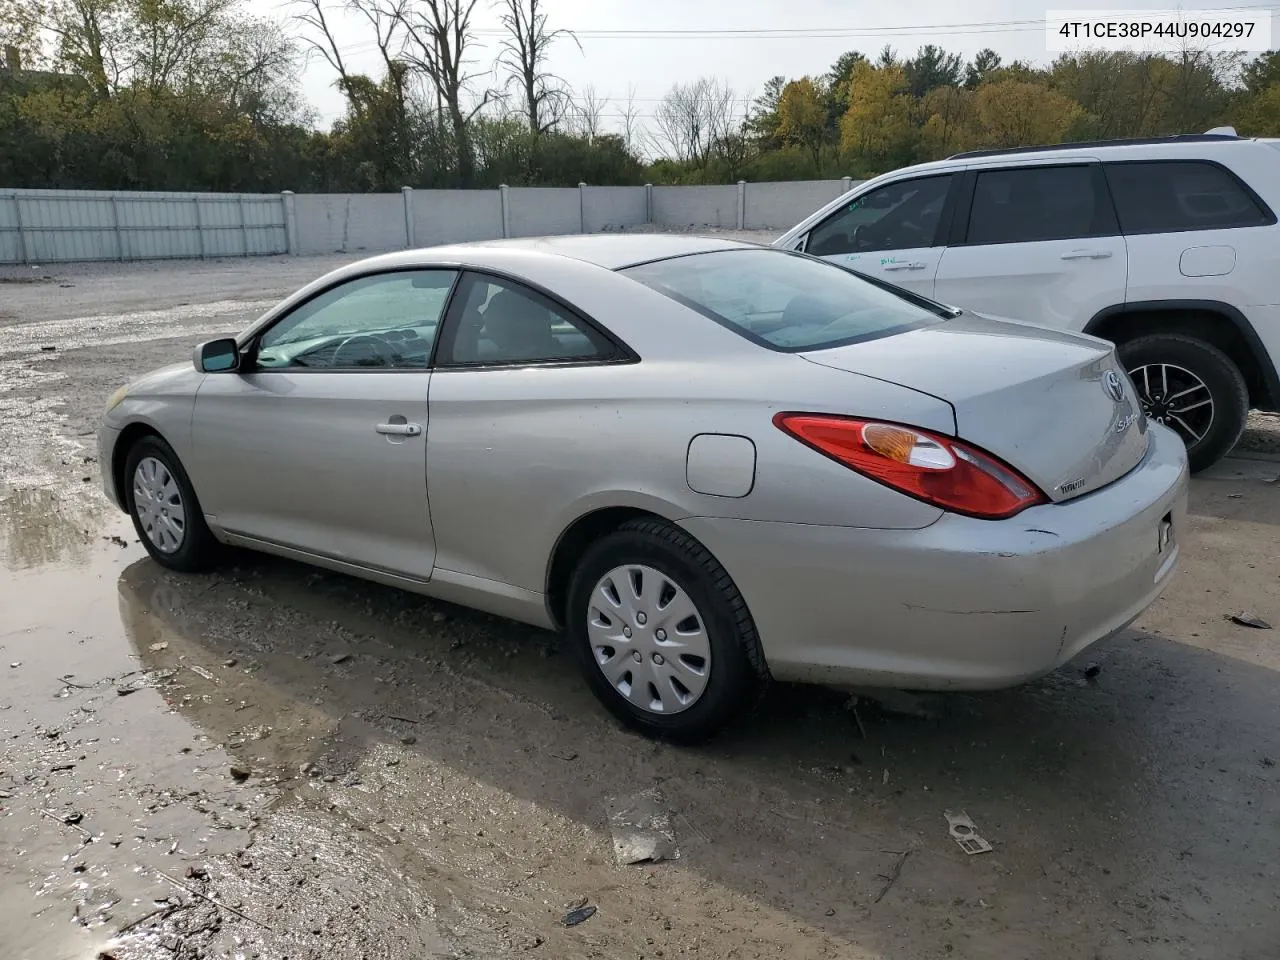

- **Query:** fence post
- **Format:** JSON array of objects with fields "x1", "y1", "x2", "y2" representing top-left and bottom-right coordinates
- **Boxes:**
[
  {"x1": 110, "y1": 195, "x2": 124, "y2": 261},
  {"x1": 402, "y1": 186, "x2": 415, "y2": 248},
  {"x1": 12, "y1": 195, "x2": 28, "y2": 265},
  {"x1": 645, "y1": 183, "x2": 653, "y2": 225},
  {"x1": 578, "y1": 182, "x2": 587, "y2": 234},
  {"x1": 841, "y1": 176, "x2": 853, "y2": 195},
  {"x1": 237, "y1": 196, "x2": 250, "y2": 257},
  {"x1": 193, "y1": 197, "x2": 206, "y2": 259},
  {"x1": 737, "y1": 180, "x2": 746, "y2": 230},
  {"x1": 499, "y1": 184, "x2": 510, "y2": 238},
  {"x1": 281, "y1": 191, "x2": 297, "y2": 255}
]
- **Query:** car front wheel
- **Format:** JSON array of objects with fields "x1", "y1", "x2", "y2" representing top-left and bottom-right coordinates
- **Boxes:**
[
  {"x1": 124, "y1": 435, "x2": 220, "y2": 572},
  {"x1": 1118, "y1": 333, "x2": 1249, "y2": 473},
  {"x1": 566, "y1": 517, "x2": 768, "y2": 743}
]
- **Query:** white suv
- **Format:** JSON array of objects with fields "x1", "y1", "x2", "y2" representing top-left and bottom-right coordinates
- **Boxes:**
[{"x1": 774, "y1": 132, "x2": 1280, "y2": 472}]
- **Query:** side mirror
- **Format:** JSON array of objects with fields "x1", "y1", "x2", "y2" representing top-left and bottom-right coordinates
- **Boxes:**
[{"x1": 194, "y1": 338, "x2": 240, "y2": 373}]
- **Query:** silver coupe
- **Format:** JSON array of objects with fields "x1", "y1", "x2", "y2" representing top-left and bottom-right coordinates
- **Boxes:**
[{"x1": 99, "y1": 235, "x2": 1188, "y2": 741}]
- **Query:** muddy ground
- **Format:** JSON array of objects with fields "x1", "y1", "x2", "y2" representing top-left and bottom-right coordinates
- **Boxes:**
[{"x1": 2, "y1": 250, "x2": 1280, "y2": 960}]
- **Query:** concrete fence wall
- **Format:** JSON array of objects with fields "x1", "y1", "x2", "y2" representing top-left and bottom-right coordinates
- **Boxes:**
[{"x1": 0, "y1": 178, "x2": 864, "y2": 265}]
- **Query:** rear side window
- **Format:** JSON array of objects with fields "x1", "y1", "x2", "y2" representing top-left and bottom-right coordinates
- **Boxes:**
[
  {"x1": 965, "y1": 165, "x2": 1117, "y2": 245},
  {"x1": 1104, "y1": 160, "x2": 1273, "y2": 234},
  {"x1": 622, "y1": 248, "x2": 944, "y2": 352}
]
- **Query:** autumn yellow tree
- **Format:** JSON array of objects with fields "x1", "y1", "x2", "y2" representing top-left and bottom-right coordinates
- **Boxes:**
[
  {"x1": 838, "y1": 61, "x2": 916, "y2": 174},
  {"x1": 776, "y1": 76, "x2": 829, "y2": 171},
  {"x1": 968, "y1": 80, "x2": 1084, "y2": 149}
]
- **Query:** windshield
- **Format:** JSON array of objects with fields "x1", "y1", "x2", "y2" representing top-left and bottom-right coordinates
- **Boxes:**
[{"x1": 621, "y1": 248, "x2": 947, "y2": 352}]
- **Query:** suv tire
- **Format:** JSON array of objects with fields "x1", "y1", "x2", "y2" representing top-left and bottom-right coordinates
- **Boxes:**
[{"x1": 1117, "y1": 333, "x2": 1249, "y2": 473}]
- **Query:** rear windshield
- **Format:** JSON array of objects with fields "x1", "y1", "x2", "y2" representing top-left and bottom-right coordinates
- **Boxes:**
[{"x1": 621, "y1": 248, "x2": 945, "y2": 351}]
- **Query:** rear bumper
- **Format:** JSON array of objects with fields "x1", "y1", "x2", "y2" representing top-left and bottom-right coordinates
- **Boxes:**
[{"x1": 680, "y1": 423, "x2": 1189, "y2": 690}]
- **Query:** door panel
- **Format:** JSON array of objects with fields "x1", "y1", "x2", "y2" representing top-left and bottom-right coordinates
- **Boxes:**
[
  {"x1": 934, "y1": 163, "x2": 1127, "y2": 330},
  {"x1": 192, "y1": 372, "x2": 435, "y2": 578},
  {"x1": 804, "y1": 173, "x2": 957, "y2": 296},
  {"x1": 190, "y1": 268, "x2": 457, "y2": 579},
  {"x1": 427, "y1": 271, "x2": 633, "y2": 592}
]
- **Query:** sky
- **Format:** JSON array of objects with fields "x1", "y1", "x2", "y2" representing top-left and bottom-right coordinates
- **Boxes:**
[{"x1": 245, "y1": 0, "x2": 1280, "y2": 132}]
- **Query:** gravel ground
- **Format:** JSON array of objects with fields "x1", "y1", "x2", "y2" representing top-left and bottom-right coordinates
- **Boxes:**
[{"x1": 2, "y1": 249, "x2": 1280, "y2": 960}]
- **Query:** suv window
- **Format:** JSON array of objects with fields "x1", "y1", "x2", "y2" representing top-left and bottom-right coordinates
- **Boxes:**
[
  {"x1": 965, "y1": 165, "x2": 1117, "y2": 245},
  {"x1": 439, "y1": 273, "x2": 618, "y2": 366},
  {"x1": 1104, "y1": 160, "x2": 1273, "y2": 234},
  {"x1": 256, "y1": 270, "x2": 456, "y2": 370},
  {"x1": 806, "y1": 175, "x2": 953, "y2": 257}
]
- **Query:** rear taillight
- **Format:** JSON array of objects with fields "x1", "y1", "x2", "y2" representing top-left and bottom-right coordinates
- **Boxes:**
[{"x1": 773, "y1": 413, "x2": 1047, "y2": 520}]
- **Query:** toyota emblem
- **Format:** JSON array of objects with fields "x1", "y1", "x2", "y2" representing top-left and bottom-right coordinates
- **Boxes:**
[{"x1": 1103, "y1": 370, "x2": 1125, "y2": 403}]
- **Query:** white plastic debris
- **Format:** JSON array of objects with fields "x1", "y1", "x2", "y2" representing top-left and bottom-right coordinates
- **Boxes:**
[{"x1": 944, "y1": 810, "x2": 993, "y2": 855}]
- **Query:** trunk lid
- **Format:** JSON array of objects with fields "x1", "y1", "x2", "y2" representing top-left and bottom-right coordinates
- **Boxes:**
[{"x1": 800, "y1": 312, "x2": 1149, "y2": 502}]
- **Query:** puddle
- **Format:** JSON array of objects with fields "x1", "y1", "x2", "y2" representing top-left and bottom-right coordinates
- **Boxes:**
[
  {"x1": 0, "y1": 486, "x2": 475, "y2": 958},
  {"x1": 0, "y1": 485, "x2": 113, "y2": 570}
]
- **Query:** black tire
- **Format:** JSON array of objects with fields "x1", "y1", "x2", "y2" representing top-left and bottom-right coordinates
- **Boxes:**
[
  {"x1": 123, "y1": 434, "x2": 220, "y2": 572},
  {"x1": 1117, "y1": 333, "x2": 1249, "y2": 473},
  {"x1": 566, "y1": 518, "x2": 769, "y2": 744}
]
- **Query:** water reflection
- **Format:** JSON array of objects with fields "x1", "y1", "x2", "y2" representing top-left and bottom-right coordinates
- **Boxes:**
[{"x1": 0, "y1": 483, "x2": 113, "y2": 571}]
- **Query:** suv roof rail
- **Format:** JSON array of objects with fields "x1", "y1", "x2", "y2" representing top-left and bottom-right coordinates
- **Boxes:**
[{"x1": 945, "y1": 133, "x2": 1241, "y2": 161}]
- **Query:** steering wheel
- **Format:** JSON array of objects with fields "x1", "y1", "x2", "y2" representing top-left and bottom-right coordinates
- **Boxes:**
[{"x1": 332, "y1": 333, "x2": 397, "y2": 368}]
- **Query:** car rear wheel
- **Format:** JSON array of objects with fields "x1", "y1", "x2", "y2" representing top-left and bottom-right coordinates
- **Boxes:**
[
  {"x1": 566, "y1": 517, "x2": 767, "y2": 743},
  {"x1": 1117, "y1": 333, "x2": 1249, "y2": 473},
  {"x1": 124, "y1": 435, "x2": 220, "y2": 572}
]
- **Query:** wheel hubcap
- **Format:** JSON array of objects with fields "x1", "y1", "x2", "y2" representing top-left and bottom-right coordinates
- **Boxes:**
[
  {"x1": 132, "y1": 456, "x2": 186, "y2": 554},
  {"x1": 587, "y1": 564, "x2": 711, "y2": 715},
  {"x1": 1127, "y1": 362, "x2": 1215, "y2": 447}
]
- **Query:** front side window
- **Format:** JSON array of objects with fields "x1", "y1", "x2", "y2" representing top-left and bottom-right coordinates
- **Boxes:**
[
  {"x1": 1104, "y1": 160, "x2": 1273, "y2": 234},
  {"x1": 438, "y1": 274, "x2": 618, "y2": 366},
  {"x1": 965, "y1": 165, "x2": 1117, "y2": 245},
  {"x1": 623, "y1": 248, "x2": 945, "y2": 352},
  {"x1": 256, "y1": 270, "x2": 457, "y2": 370},
  {"x1": 806, "y1": 175, "x2": 953, "y2": 257}
]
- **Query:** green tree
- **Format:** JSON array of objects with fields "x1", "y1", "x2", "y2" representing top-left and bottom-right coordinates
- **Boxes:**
[
  {"x1": 964, "y1": 49, "x2": 1002, "y2": 88},
  {"x1": 904, "y1": 44, "x2": 962, "y2": 98}
]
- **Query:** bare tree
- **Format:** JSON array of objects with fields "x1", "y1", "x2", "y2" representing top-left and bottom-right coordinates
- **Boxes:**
[
  {"x1": 291, "y1": 0, "x2": 356, "y2": 110},
  {"x1": 619, "y1": 82, "x2": 641, "y2": 153},
  {"x1": 494, "y1": 0, "x2": 576, "y2": 136},
  {"x1": 397, "y1": 0, "x2": 494, "y2": 185},
  {"x1": 348, "y1": 0, "x2": 408, "y2": 83},
  {"x1": 571, "y1": 83, "x2": 607, "y2": 142},
  {"x1": 650, "y1": 76, "x2": 737, "y2": 169}
]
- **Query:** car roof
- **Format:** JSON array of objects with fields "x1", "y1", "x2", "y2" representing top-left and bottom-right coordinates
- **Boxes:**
[{"x1": 354, "y1": 234, "x2": 765, "y2": 273}]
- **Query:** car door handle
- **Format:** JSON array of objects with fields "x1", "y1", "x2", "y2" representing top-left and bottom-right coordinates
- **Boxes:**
[
  {"x1": 1060, "y1": 249, "x2": 1113, "y2": 260},
  {"x1": 375, "y1": 422, "x2": 422, "y2": 437},
  {"x1": 883, "y1": 262, "x2": 927, "y2": 271}
]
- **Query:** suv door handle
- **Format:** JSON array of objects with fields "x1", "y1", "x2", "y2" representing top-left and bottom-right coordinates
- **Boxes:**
[
  {"x1": 375, "y1": 422, "x2": 422, "y2": 437},
  {"x1": 1060, "y1": 249, "x2": 1113, "y2": 260},
  {"x1": 883, "y1": 262, "x2": 927, "y2": 271}
]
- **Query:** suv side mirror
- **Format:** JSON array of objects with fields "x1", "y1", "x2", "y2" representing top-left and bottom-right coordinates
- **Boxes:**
[{"x1": 194, "y1": 338, "x2": 240, "y2": 373}]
